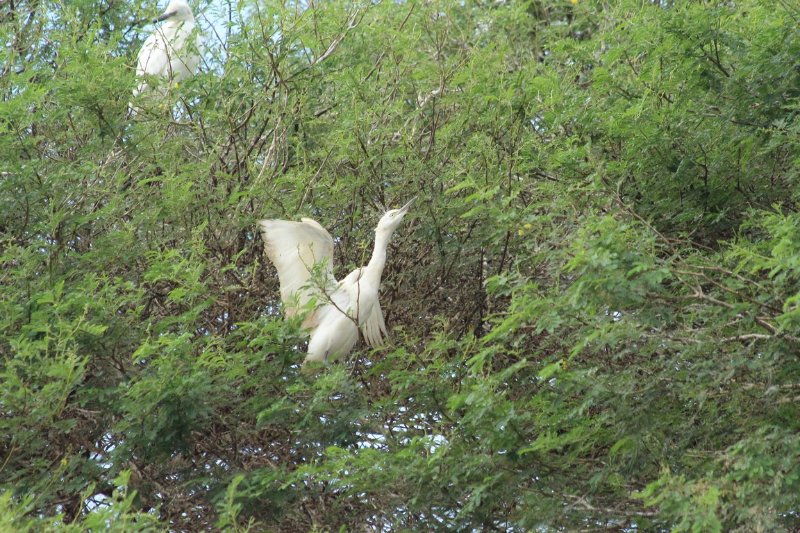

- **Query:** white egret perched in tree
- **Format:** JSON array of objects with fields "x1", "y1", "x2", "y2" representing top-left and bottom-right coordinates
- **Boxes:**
[
  {"x1": 132, "y1": 0, "x2": 200, "y2": 100},
  {"x1": 259, "y1": 200, "x2": 414, "y2": 363}
]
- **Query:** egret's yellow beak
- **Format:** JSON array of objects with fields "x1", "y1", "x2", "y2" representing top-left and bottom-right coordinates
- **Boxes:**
[{"x1": 398, "y1": 198, "x2": 415, "y2": 214}]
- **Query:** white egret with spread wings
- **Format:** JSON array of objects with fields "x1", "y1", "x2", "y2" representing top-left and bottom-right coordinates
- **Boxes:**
[{"x1": 259, "y1": 200, "x2": 413, "y2": 363}]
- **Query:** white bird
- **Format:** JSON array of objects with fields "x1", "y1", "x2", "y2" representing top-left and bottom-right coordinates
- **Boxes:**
[
  {"x1": 132, "y1": 0, "x2": 200, "y2": 99},
  {"x1": 259, "y1": 200, "x2": 413, "y2": 363}
]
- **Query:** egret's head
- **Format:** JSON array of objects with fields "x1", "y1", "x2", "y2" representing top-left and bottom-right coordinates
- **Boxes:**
[
  {"x1": 155, "y1": 0, "x2": 194, "y2": 23},
  {"x1": 376, "y1": 198, "x2": 414, "y2": 234}
]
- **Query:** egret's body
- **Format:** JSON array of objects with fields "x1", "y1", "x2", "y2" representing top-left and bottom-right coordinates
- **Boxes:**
[
  {"x1": 133, "y1": 0, "x2": 200, "y2": 99},
  {"x1": 259, "y1": 201, "x2": 412, "y2": 363}
]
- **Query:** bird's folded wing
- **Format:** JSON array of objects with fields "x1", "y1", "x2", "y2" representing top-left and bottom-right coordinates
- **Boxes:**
[
  {"x1": 361, "y1": 302, "x2": 388, "y2": 348},
  {"x1": 136, "y1": 33, "x2": 165, "y2": 77},
  {"x1": 259, "y1": 218, "x2": 336, "y2": 324}
]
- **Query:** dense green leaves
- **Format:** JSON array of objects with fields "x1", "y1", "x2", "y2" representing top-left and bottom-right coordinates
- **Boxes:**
[{"x1": 2, "y1": 0, "x2": 799, "y2": 530}]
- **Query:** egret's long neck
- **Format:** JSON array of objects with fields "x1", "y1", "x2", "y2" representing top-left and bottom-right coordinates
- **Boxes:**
[
  {"x1": 160, "y1": 17, "x2": 194, "y2": 45},
  {"x1": 363, "y1": 230, "x2": 391, "y2": 287},
  {"x1": 166, "y1": 17, "x2": 194, "y2": 28}
]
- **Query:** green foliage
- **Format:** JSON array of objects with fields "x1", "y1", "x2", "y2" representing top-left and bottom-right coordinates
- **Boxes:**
[{"x1": 2, "y1": 0, "x2": 799, "y2": 530}]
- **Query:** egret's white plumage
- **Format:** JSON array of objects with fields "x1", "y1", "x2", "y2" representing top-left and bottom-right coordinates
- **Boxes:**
[
  {"x1": 133, "y1": 0, "x2": 200, "y2": 99},
  {"x1": 260, "y1": 200, "x2": 413, "y2": 363}
]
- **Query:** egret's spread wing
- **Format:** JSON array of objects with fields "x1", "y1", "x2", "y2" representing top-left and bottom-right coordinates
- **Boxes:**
[
  {"x1": 341, "y1": 268, "x2": 387, "y2": 348},
  {"x1": 259, "y1": 218, "x2": 336, "y2": 325},
  {"x1": 361, "y1": 302, "x2": 388, "y2": 348}
]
